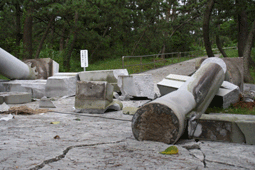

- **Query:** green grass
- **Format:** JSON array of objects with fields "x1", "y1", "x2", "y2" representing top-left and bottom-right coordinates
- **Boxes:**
[
  {"x1": 0, "y1": 75, "x2": 9, "y2": 80},
  {"x1": 206, "y1": 105, "x2": 255, "y2": 115}
]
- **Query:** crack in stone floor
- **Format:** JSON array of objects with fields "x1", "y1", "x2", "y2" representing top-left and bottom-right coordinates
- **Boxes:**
[{"x1": 29, "y1": 139, "x2": 127, "y2": 170}]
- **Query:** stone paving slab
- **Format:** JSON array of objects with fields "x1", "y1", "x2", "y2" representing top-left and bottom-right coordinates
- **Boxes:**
[{"x1": 0, "y1": 92, "x2": 32, "y2": 104}]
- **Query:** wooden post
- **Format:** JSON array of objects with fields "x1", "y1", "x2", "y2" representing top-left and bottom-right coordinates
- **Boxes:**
[
  {"x1": 140, "y1": 57, "x2": 142, "y2": 72},
  {"x1": 132, "y1": 57, "x2": 226, "y2": 144},
  {"x1": 122, "y1": 56, "x2": 125, "y2": 69}
]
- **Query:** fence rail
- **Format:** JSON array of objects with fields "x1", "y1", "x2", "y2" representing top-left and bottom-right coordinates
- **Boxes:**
[{"x1": 122, "y1": 47, "x2": 237, "y2": 73}]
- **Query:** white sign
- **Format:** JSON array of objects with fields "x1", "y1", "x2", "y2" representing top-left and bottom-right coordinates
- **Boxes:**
[{"x1": 80, "y1": 50, "x2": 88, "y2": 68}]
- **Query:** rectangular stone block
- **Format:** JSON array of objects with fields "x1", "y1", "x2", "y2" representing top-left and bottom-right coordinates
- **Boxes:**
[
  {"x1": 157, "y1": 74, "x2": 240, "y2": 108},
  {"x1": 0, "y1": 92, "x2": 32, "y2": 104},
  {"x1": 0, "y1": 80, "x2": 9, "y2": 92},
  {"x1": 190, "y1": 113, "x2": 255, "y2": 145},
  {"x1": 45, "y1": 76, "x2": 77, "y2": 98},
  {"x1": 75, "y1": 81, "x2": 113, "y2": 113},
  {"x1": 2, "y1": 80, "x2": 47, "y2": 99},
  {"x1": 78, "y1": 69, "x2": 128, "y2": 92},
  {"x1": 118, "y1": 74, "x2": 155, "y2": 99}
]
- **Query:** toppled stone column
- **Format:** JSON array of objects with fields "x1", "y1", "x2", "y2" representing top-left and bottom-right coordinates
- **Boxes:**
[
  {"x1": 157, "y1": 74, "x2": 240, "y2": 109},
  {"x1": 0, "y1": 48, "x2": 36, "y2": 80},
  {"x1": 132, "y1": 57, "x2": 226, "y2": 144}
]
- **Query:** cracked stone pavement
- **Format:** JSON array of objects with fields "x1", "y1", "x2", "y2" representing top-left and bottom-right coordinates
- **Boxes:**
[{"x1": 1, "y1": 58, "x2": 255, "y2": 170}]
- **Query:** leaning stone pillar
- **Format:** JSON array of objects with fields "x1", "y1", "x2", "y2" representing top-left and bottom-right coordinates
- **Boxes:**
[{"x1": 131, "y1": 57, "x2": 226, "y2": 144}]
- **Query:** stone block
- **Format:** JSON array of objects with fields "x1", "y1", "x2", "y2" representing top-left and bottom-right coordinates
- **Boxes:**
[
  {"x1": 0, "y1": 92, "x2": 32, "y2": 104},
  {"x1": 190, "y1": 113, "x2": 255, "y2": 145},
  {"x1": 39, "y1": 96, "x2": 56, "y2": 108},
  {"x1": 244, "y1": 83, "x2": 255, "y2": 92},
  {"x1": 45, "y1": 76, "x2": 77, "y2": 98},
  {"x1": 2, "y1": 80, "x2": 47, "y2": 99},
  {"x1": 235, "y1": 120, "x2": 255, "y2": 145},
  {"x1": 118, "y1": 74, "x2": 155, "y2": 99},
  {"x1": 157, "y1": 74, "x2": 240, "y2": 108},
  {"x1": 24, "y1": 58, "x2": 59, "y2": 79},
  {"x1": 78, "y1": 69, "x2": 128, "y2": 92},
  {"x1": 0, "y1": 80, "x2": 9, "y2": 92},
  {"x1": 75, "y1": 81, "x2": 114, "y2": 113}
]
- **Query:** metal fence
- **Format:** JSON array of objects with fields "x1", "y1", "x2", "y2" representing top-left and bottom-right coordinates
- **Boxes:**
[{"x1": 122, "y1": 47, "x2": 237, "y2": 73}]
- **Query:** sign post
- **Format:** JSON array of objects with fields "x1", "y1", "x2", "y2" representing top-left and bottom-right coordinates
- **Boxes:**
[{"x1": 80, "y1": 50, "x2": 88, "y2": 71}]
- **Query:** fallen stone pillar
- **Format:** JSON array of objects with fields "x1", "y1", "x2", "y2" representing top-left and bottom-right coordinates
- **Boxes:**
[
  {"x1": 132, "y1": 57, "x2": 226, "y2": 144},
  {"x1": 0, "y1": 48, "x2": 36, "y2": 80},
  {"x1": 157, "y1": 74, "x2": 240, "y2": 108}
]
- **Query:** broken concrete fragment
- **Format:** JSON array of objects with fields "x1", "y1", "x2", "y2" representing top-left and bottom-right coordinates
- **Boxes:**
[
  {"x1": 191, "y1": 113, "x2": 255, "y2": 144},
  {"x1": 24, "y1": 58, "x2": 59, "y2": 79},
  {"x1": 235, "y1": 120, "x2": 255, "y2": 145},
  {"x1": 0, "y1": 114, "x2": 14, "y2": 121},
  {"x1": 78, "y1": 69, "x2": 128, "y2": 92},
  {"x1": 75, "y1": 81, "x2": 114, "y2": 113},
  {"x1": 157, "y1": 74, "x2": 240, "y2": 108},
  {"x1": 0, "y1": 102, "x2": 10, "y2": 112},
  {"x1": 0, "y1": 92, "x2": 32, "y2": 104},
  {"x1": 118, "y1": 74, "x2": 155, "y2": 99},
  {"x1": 105, "y1": 99, "x2": 123, "y2": 112},
  {"x1": 39, "y1": 96, "x2": 56, "y2": 108},
  {"x1": 45, "y1": 76, "x2": 77, "y2": 98},
  {"x1": 123, "y1": 107, "x2": 138, "y2": 115},
  {"x1": 2, "y1": 80, "x2": 47, "y2": 99}
]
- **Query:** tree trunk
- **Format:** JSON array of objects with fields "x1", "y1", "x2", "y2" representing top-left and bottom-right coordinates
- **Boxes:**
[
  {"x1": 23, "y1": 4, "x2": 33, "y2": 59},
  {"x1": 15, "y1": 2, "x2": 21, "y2": 48},
  {"x1": 237, "y1": 4, "x2": 248, "y2": 57},
  {"x1": 59, "y1": 27, "x2": 65, "y2": 51},
  {"x1": 243, "y1": 20, "x2": 255, "y2": 83},
  {"x1": 216, "y1": 25, "x2": 228, "y2": 58},
  {"x1": 35, "y1": 16, "x2": 55, "y2": 58},
  {"x1": 63, "y1": 11, "x2": 79, "y2": 72},
  {"x1": 203, "y1": 0, "x2": 214, "y2": 57},
  {"x1": 90, "y1": 26, "x2": 110, "y2": 58}
]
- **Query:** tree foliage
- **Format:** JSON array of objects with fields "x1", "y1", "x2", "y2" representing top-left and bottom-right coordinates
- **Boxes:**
[{"x1": 0, "y1": 0, "x2": 254, "y2": 72}]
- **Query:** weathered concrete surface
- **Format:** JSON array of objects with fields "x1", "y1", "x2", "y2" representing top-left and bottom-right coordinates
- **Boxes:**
[
  {"x1": 2, "y1": 80, "x2": 47, "y2": 99},
  {"x1": 118, "y1": 74, "x2": 155, "y2": 99},
  {"x1": 39, "y1": 96, "x2": 56, "y2": 108},
  {"x1": 0, "y1": 80, "x2": 9, "y2": 92},
  {"x1": 78, "y1": 69, "x2": 129, "y2": 92},
  {"x1": 45, "y1": 76, "x2": 77, "y2": 98},
  {"x1": 0, "y1": 92, "x2": 32, "y2": 104},
  {"x1": 24, "y1": 58, "x2": 59, "y2": 79},
  {"x1": 191, "y1": 113, "x2": 255, "y2": 145},
  {"x1": 75, "y1": 81, "x2": 114, "y2": 113},
  {"x1": 1, "y1": 98, "x2": 255, "y2": 169}
]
